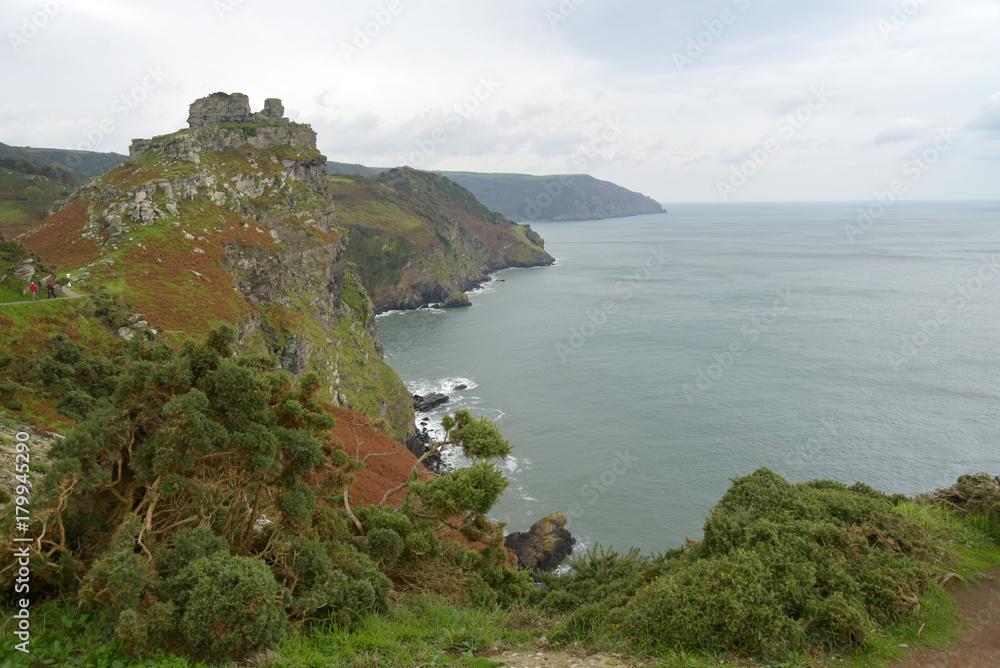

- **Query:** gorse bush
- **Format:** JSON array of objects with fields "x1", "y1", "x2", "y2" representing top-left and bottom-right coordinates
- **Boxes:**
[
  {"x1": 537, "y1": 468, "x2": 935, "y2": 659},
  {"x1": 0, "y1": 325, "x2": 530, "y2": 663},
  {"x1": 0, "y1": 326, "x2": 357, "y2": 661}
]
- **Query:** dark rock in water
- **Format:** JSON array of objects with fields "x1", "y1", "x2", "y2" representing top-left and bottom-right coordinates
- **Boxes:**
[
  {"x1": 413, "y1": 392, "x2": 449, "y2": 412},
  {"x1": 452, "y1": 384, "x2": 468, "y2": 391},
  {"x1": 402, "y1": 428, "x2": 447, "y2": 474},
  {"x1": 504, "y1": 512, "x2": 575, "y2": 573}
]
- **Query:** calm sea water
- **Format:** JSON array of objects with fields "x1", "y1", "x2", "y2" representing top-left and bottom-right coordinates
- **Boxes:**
[{"x1": 375, "y1": 202, "x2": 1000, "y2": 555}]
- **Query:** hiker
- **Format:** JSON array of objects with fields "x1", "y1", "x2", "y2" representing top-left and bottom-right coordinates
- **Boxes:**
[
  {"x1": 46, "y1": 281, "x2": 56, "y2": 299},
  {"x1": 29, "y1": 281, "x2": 39, "y2": 301}
]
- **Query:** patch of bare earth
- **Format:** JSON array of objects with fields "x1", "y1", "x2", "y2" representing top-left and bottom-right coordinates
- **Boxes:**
[
  {"x1": 898, "y1": 569, "x2": 1000, "y2": 668},
  {"x1": 488, "y1": 649, "x2": 645, "y2": 668}
]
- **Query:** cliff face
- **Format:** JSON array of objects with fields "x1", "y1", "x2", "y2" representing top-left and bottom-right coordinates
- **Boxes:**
[
  {"x1": 331, "y1": 167, "x2": 554, "y2": 312},
  {"x1": 20, "y1": 93, "x2": 414, "y2": 441}
]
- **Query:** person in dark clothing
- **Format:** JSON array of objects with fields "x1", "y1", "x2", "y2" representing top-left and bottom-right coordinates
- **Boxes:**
[{"x1": 46, "y1": 281, "x2": 56, "y2": 299}]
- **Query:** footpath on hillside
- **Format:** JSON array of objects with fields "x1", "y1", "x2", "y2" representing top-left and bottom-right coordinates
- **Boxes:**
[
  {"x1": 897, "y1": 569, "x2": 1000, "y2": 668},
  {"x1": 0, "y1": 287, "x2": 83, "y2": 305}
]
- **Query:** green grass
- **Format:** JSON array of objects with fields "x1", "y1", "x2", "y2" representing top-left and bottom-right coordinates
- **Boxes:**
[
  {"x1": 0, "y1": 596, "x2": 540, "y2": 668},
  {"x1": 271, "y1": 595, "x2": 542, "y2": 668},
  {"x1": 0, "y1": 601, "x2": 214, "y2": 668}
]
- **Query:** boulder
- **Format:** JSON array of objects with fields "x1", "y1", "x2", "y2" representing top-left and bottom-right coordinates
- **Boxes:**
[
  {"x1": 504, "y1": 511, "x2": 576, "y2": 573},
  {"x1": 187, "y1": 92, "x2": 252, "y2": 127},
  {"x1": 254, "y1": 97, "x2": 285, "y2": 120},
  {"x1": 13, "y1": 261, "x2": 35, "y2": 283},
  {"x1": 413, "y1": 392, "x2": 449, "y2": 412}
]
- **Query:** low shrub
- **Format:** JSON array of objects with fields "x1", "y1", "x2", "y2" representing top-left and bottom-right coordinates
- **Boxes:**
[{"x1": 540, "y1": 468, "x2": 935, "y2": 659}]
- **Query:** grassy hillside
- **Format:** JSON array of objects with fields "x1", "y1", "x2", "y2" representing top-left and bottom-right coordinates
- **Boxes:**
[
  {"x1": 326, "y1": 161, "x2": 666, "y2": 222},
  {"x1": 330, "y1": 168, "x2": 553, "y2": 311},
  {"x1": 4, "y1": 119, "x2": 416, "y2": 442},
  {"x1": 0, "y1": 166, "x2": 72, "y2": 240},
  {"x1": 441, "y1": 171, "x2": 665, "y2": 221},
  {"x1": 14, "y1": 145, "x2": 128, "y2": 179}
]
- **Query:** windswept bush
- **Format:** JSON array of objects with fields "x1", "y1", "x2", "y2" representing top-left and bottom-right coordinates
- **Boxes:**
[
  {"x1": 0, "y1": 326, "x2": 354, "y2": 663},
  {"x1": 537, "y1": 468, "x2": 935, "y2": 659},
  {"x1": 0, "y1": 325, "x2": 530, "y2": 663}
]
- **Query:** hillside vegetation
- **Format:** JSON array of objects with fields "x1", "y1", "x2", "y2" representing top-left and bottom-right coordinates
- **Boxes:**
[
  {"x1": 440, "y1": 171, "x2": 665, "y2": 222},
  {"x1": 2, "y1": 97, "x2": 998, "y2": 668},
  {"x1": 327, "y1": 162, "x2": 665, "y2": 222},
  {"x1": 330, "y1": 168, "x2": 552, "y2": 311}
]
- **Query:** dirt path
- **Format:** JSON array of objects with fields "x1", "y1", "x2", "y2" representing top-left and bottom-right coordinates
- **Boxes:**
[
  {"x1": 897, "y1": 569, "x2": 1000, "y2": 668},
  {"x1": 488, "y1": 649, "x2": 640, "y2": 668},
  {"x1": 0, "y1": 286, "x2": 84, "y2": 306}
]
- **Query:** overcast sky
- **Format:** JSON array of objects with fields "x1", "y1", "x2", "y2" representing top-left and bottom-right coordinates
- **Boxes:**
[{"x1": 2, "y1": 0, "x2": 998, "y2": 202}]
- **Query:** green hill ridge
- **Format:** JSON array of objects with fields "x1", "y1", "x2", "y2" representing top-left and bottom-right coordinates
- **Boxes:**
[{"x1": 327, "y1": 161, "x2": 665, "y2": 222}]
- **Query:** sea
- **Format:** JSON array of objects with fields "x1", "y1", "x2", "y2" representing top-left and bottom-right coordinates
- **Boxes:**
[{"x1": 374, "y1": 202, "x2": 1000, "y2": 556}]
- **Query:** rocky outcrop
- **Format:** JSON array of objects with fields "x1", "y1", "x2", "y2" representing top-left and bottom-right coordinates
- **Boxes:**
[
  {"x1": 187, "y1": 92, "x2": 290, "y2": 127},
  {"x1": 37, "y1": 93, "x2": 417, "y2": 444},
  {"x1": 504, "y1": 512, "x2": 576, "y2": 573},
  {"x1": 442, "y1": 292, "x2": 471, "y2": 308},
  {"x1": 413, "y1": 393, "x2": 449, "y2": 413},
  {"x1": 254, "y1": 97, "x2": 285, "y2": 121},
  {"x1": 187, "y1": 92, "x2": 252, "y2": 126}
]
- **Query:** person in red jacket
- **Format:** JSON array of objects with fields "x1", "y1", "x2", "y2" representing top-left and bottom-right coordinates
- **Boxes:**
[{"x1": 29, "y1": 281, "x2": 39, "y2": 301}]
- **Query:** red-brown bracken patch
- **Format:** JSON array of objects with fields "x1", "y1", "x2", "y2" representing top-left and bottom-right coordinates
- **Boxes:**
[
  {"x1": 325, "y1": 407, "x2": 430, "y2": 508},
  {"x1": 20, "y1": 199, "x2": 102, "y2": 271}
]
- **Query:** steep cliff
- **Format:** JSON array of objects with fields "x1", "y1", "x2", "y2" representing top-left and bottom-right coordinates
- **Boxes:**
[
  {"x1": 330, "y1": 167, "x2": 554, "y2": 312},
  {"x1": 18, "y1": 93, "x2": 415, "y2": 441}
]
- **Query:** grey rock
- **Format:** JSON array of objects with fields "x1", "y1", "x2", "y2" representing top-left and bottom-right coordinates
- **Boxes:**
[
  {"x1": 129, "y1": 138, "x2": 151, "y2": 159},
  {"x1": 255, "y1": 97, "x2": 285, "y2": 120},
  {"x1": 13, "y1": 262, "x2": 35, "y2": 282},
  {"x1": 187, "y1": 92, "x2": 252, "y2": 127}
]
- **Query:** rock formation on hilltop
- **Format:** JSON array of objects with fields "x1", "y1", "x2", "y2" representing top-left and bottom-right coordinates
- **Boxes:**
[
  {"x1": 21, "y1": 92, "x2": 416, "y2": 442},
  {"x1": 185, "y1": 92, "x2": 288, "y2": 127}
]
